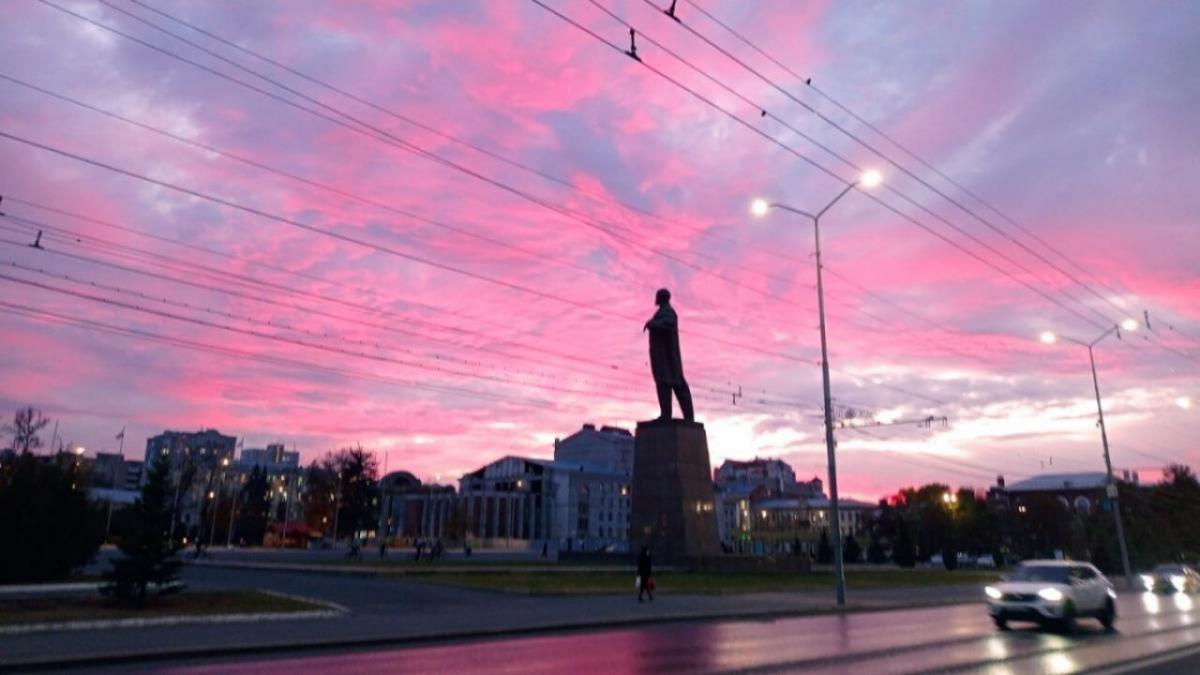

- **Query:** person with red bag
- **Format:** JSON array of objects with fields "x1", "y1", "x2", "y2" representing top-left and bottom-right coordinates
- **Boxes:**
[{"x1": 637, "y1": 545, "x2": 654, "y2": 602}]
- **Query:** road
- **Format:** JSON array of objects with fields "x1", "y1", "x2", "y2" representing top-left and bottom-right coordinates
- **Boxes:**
[{"x1": 116, "y1": 591, "x2": 1200, "y2": 674}]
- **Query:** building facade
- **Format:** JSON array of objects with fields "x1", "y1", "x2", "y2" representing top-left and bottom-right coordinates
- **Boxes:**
[
  {"x1": 143, "y1": 429, "x2": 238, "y2": 535},
  {"x1": 382, "y1": 423, "x2": 634, "y2": 553}
]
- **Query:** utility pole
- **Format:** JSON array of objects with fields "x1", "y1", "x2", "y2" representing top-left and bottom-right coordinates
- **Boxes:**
[
  {"x1": 226, "y1": 476, "x2": 239, "y2": 548},
  {"x1": 1040, "y1": 321, "x2": 1138, "y2": 589},
  {"x1": 280, "y1": 473, "x2": 291, "y2": 549},
  {"x1": 332, "y1": 471, "x2": 343, "y2": 545},
  {"x1": 104, "y1": 427, "x2": 125, "y2": 542},
  {"x1": 1088, "y1": 345, "x2": 1135, "y2": 589}
]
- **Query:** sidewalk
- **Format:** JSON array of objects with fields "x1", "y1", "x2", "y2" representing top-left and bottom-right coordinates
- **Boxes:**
[{"x1": 0, "y1": 564, "x2": 984, "y2": 670}]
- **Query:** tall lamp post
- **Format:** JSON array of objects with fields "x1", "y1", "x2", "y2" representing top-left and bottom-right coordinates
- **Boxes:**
[
  {"x1": 1040, "y1": 319, "x2": 1139, "y2": 589},
  {"x1": 751, "y1": 169, "x2": 882, "y2": 606}
]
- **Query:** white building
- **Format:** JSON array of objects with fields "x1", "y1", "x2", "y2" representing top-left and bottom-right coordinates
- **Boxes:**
[{"x1": 456, "y1": 423, "x2": 634, "y2": 553}]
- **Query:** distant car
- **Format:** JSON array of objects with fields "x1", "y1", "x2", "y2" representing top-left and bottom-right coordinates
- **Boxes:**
[
  {"x1": 985, "y1": 560, "x2": 1116, "y2": 631},
  {"x1": 976, "y1": 555, "x2": 997, "y2": 568},
  {"x1": 1141, "y1": 564, "x2": 1200, "y2": 593}
]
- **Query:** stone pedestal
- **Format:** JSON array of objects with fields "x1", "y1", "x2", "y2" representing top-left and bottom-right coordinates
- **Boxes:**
[{"x1": 630, "y1": 419, "x2": 720, "y2": 562}]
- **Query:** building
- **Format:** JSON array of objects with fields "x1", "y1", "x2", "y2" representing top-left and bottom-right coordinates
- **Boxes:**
[
  {"x1": 715, "y1": 458, "x2": 799, "y2": 493},
  {"x1": 554, "y1": 424, "x2": 634, "y2": 474},
  {"x1": 993, "y1": 472, "x2": 1113, "y2": 515},
  {"x1": 144, "y1": 429, "x2": 237, "y2": 472},
  {"x1": 92, "y1": 452, "x2": 143, "y2": 491},
  {"x1": 379, "y1": 471, "x2": 457, "y2": 541},
  {"x1": 718, "y1": 493, "x2": 874, "y2": 556},
  {"x1": 143, "y1": 429, "x2": 238, "y2": 535},
  {"x1": 386, "y1": 423, "x2": 635, "y2": 552},
  {"x1": 713, "y1": 457, "x2": 872, "y2": 556},
  {"x1": 240, "y1": 443, "x2": 300, "y2": 472}
]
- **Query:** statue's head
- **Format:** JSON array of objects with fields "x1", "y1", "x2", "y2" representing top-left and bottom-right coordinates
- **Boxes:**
[{"x1": 655, "y1": 288, "x2": 671, "y2": 306}]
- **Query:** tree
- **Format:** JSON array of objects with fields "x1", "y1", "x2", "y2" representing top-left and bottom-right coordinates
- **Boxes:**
[
  {"x1": 318, "y1": 446, "x2": 379, "y2": 539},
  {"x1": 866, "y1": 532, "x2": 887, "y2": 564},
  {"x1": 843, "y1": 533, "x2": 862, "y2": 563},
  {"x1": 234, "y1": 466, "x2": 270, "y2": 545},
  {"x1": 0, "y1": 452, "x2": 104, "y2": 582},
  {"x1": 3, "y1": 406, "x2": 50, "y2": 454},
  {"x1": 941, "y1": 539, "x2": 959, "y2": 570},
  {"x1": 817, "y1": 529, "x2": 833, "y2": 564},
  {"x1": 303, "y1": 461, "x2": 337, "y2": 534},
  {"x1": 893, "y1": 521, "x2": 916, "y2": 568},
  {"x1": 106, "y1": 454, "x2": 181, "y2": 602}
]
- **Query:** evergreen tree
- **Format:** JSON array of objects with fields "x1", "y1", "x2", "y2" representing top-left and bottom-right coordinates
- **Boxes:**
[
  {"x1": 866, "y1": 533, "x2": 887, "y2": 564},
  {"x1": 843, "y1": 533, "x2": 862, "y2": 563},
  {"x1": 0, "y1": 452, "x2": 103, "y2": 582},
  {"x1": 893, "y1": 521, "x2": 917, "y2": 568},
  {"x1": 106, "y1": 455, "x2": 180, "y2": 602},
  {"x1": 941, "y1": 539, "x2": 959, "y2": 570},
  {"x1": 234, "y1": 466, "x2": 270, "y2": 545},
  {"x1": 817, "y1": 529, "x2": 833, "y2": 564}
]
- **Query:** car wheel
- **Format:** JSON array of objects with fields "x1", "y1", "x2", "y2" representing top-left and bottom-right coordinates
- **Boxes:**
[
  {"x1": 992, "y1": 616, "x2": 1008, "y2": 630},
  {"x1": 1100, "y1": 599, "x2": 1116, "y2": 631}
]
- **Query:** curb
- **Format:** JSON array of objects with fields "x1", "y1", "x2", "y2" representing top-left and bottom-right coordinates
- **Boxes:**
[
  {"x1": 0, "y1": 596, "x2": 974, "y2": 671},
  {"x1": 186, "y1": 559, "x2": 646, "y2": 576},
  {"x1": 0, "y1": 582, "x2": 103, "y2": 596},
  {"x1": 0, "y1": 590, "x2": 349, "y2": 637}
]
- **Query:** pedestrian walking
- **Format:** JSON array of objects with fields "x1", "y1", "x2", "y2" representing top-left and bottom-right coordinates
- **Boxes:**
[{"x1": 637, "y1": 545, "x2": 654, "y2": 603}]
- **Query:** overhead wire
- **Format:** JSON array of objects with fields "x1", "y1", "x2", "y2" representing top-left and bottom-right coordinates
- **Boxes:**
[
  {"x1": 120, "y1": 0, "x2": 815, "y2": 269},
  {"x1": 49, "y1": 0, "x2": 810, "y2": 312},
  {"x1": 1, "y1": 75, "x2": 987, "y2": 367},
  {"x1": 643, "y1": 0, "x2": 1141, "y2": 327},
  {"x1": 682, "y1": 0, "x2": 1147, "y2": 317},
  {"x1": 641, "y1": 0, "x2": 1200, "y2": 368},
  {"x1": 0, "y1": 216, "x2": 818, "y2": 410},
  {"x1": 527, "y1": 0, "x2": 1122, "y2": 337}
]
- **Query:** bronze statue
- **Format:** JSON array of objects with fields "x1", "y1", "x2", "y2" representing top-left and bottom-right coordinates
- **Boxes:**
[{"x1": 643, "y1": 288, "x2": 694, "y2": 421}]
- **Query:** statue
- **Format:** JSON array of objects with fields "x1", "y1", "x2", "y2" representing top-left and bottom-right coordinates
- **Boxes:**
[{"x1": 643, "y1": 288, "x2": 694, "y2": 421}]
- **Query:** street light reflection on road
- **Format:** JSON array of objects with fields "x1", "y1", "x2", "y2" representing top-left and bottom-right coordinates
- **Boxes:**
[
  {"x1": 1142, "y1": 592, "x2": 1162, "y2": 614},
  {"x1": 1041, "y1": 651, "x2": 1078, "y2": 675},
  {"x1": 1174, "y1": 592, "x2": 1194, "y2": 614}
]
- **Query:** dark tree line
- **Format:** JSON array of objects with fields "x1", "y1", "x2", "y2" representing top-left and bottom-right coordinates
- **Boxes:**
[
  {"x1": 860, "y1": 467, "x2": 1200, "y2": 573},
  {"x1": 0, "y1": 407, "x2": 104, "y2": 583}
]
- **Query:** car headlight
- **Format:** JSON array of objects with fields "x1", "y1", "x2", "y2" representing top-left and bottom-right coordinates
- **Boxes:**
[
  {"x1": 1171, "y1": 575, "x2": 1186, "y2": 591},
  {"x1": 1141, "y1": 574, "x2": 1155, "y2": 590},
  {"x1": 1038, "y1": 587, "x2": 1064, "y2": 602},
  {"x1": 985, "y1": 586, "x2": 1002, "y2": 600},
  {"x1": 1107, "y1": 587, "x2": 1118, "y2": 599}
]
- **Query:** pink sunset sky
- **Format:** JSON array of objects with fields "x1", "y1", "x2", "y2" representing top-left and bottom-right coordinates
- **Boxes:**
[{"x1": 0, "y1": 0, "x2": 1196, "y2": 500}]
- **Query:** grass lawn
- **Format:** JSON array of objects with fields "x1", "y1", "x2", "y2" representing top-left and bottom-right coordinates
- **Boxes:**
[
  {"x1": 414, "y1": 568, "x2": 1002, "y2": 595},
  {"x1": 0, "y1": 590, "x2": 324, "y2": 626}
]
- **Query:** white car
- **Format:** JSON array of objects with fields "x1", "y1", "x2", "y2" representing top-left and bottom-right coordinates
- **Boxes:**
[{"x1": 985, "y1": 560, "x2": 1117, "y2": 631}]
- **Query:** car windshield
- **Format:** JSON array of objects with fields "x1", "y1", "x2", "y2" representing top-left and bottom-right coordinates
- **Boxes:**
[{"x1": 1008, "y1": 565, "x2": 1071, "y2": 583}]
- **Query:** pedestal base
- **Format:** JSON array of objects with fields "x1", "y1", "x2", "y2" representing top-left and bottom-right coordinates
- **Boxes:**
[{"x1": 630, "y1": 419, "x2": 720, "y2": 562}]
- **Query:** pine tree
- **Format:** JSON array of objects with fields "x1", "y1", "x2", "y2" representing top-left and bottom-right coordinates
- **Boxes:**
[
  {"x1": 893, "y1": 521, "x2": 917, "y2": 568},
  {"x1": 843, "y1": 533, "x2": 862, "y2": 563},
  {"x1": 866, "y1": 533, "x2": 887, "y2": 564},
  {"x1": 817, "y1": 529, "x2": 833, "y2": 564},
  {"x1": 106, "y1": 454, "x2": 181, "y2": 603}
]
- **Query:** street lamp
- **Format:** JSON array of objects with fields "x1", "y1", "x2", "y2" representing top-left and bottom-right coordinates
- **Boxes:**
[
  {"x1": 750, "y1": 169, "x2": 882, "y2": 606},
  {"x1": 1040, "y1": 320, "x2": 1140, "y2": 589}
]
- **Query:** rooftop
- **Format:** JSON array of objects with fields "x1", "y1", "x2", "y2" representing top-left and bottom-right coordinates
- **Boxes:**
[{"x1": 1005, "y1": 472, "x2": 1109, "y2": 492}]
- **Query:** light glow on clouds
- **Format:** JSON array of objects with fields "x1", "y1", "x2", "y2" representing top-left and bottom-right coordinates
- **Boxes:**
[{"x1": 0, "y1": 0, "x2": 1196, "y2": 500}]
